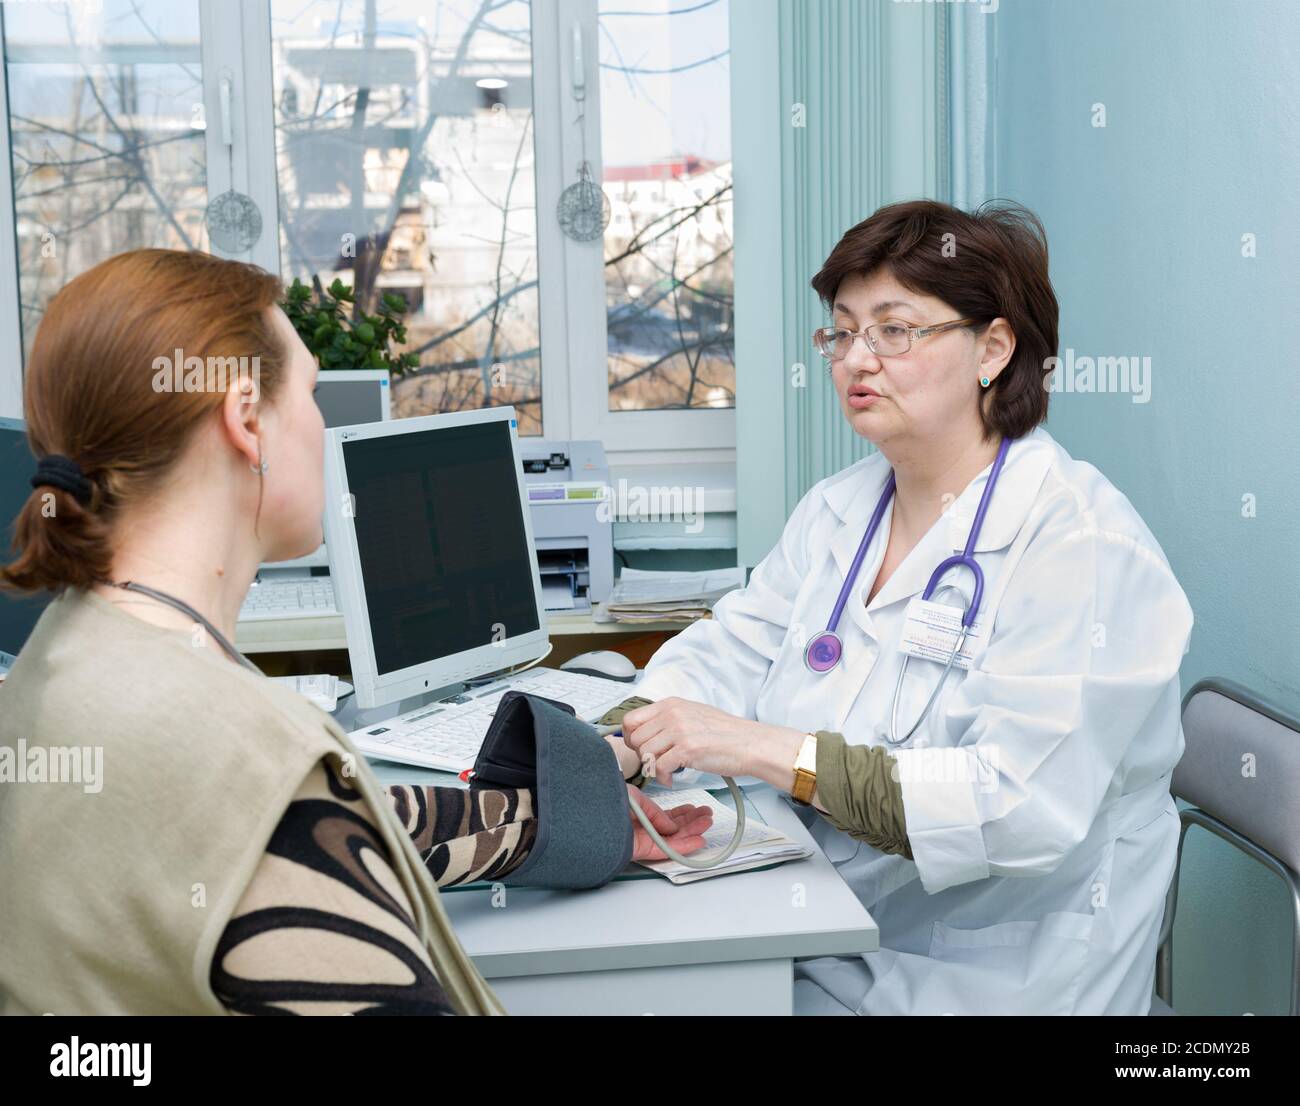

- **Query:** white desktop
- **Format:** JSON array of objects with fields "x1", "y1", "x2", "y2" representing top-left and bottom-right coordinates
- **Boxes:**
[
  {"x1": 322, "y1": 406, "x2": 632, "y2": 772},
  {"x1": 239, "y1": 369, "x2": 390, "y2": 622}
]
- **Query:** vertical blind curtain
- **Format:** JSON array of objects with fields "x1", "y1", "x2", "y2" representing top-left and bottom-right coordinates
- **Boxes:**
[{"x1": 732, "y1": 0, "x2": 950, "y2": 565}]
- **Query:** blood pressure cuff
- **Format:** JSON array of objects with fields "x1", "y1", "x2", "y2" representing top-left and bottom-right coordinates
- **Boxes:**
[{"x1": 470, "y1": 690, "x2": 633, "y2": 889}]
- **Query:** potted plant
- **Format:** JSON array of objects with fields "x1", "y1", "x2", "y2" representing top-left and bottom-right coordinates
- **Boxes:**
[{"x1": 281, "y1": 277, "x2": 420, "y2": 374}]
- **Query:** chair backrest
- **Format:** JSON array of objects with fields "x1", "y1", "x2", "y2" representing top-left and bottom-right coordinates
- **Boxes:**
[
  {"x1": 1175, "y1": 679, "x2": 1300, "y2": 873},
  {"x1": 1156, "y1": 678, "x2": 1300, "y2": 1015}
]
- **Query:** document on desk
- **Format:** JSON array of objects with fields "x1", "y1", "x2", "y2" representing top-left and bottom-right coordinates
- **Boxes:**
[
  {"x1": 635, "y1": 787, "x2": 811, "y2": 884},
  {"x1": 597, "y1": 566, "x2": 747, "y2": 625}
]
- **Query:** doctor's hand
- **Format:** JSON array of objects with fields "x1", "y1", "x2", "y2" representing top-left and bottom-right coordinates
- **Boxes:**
[
  {"x1": 621, "y1": 697, "x2": 805, "y2": 788},
  {"x1": 627, "y1": 785, "x2": 714, "y2": 863}
]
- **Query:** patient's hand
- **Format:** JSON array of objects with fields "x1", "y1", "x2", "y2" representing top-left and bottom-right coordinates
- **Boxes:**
[{"x1": 627, "y1": 785, "x2": 713, "y2": 862}]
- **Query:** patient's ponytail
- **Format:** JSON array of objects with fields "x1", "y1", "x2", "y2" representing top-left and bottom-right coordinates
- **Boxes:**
[
  {"x1": 3, "y1": 466, "x2": 113, "y2": 592},
  {"x1": 0, "y1": 248, "x2": 287, "y2": 595}
]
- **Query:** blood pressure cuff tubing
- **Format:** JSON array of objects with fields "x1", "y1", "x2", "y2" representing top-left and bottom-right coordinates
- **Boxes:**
[{"x1": 470, "y1": 690, "x2": 633, "y2": 889}]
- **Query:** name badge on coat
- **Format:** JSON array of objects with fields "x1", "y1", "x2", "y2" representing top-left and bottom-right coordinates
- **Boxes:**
[{"x1": 898, "y1": 597, "x2": 987, "y2": 670}]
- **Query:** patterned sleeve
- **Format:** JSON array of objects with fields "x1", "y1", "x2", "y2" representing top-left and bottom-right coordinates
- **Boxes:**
[
  {"x1": 212, "y1": 758, "x2": 459, "y2": 1015},
  {"x1": 386, "y1": 781, "x2": 538, "y2": 887}
]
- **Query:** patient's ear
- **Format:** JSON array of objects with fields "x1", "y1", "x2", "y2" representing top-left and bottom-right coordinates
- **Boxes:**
[{"x1": 220, "y1": 376, "x2": 264, "y2": 471}]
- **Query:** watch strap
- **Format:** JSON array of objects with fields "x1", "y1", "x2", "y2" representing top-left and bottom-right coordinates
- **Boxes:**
[{"x1": 791, "y1": 732, "x2": 818, "y2": 805}]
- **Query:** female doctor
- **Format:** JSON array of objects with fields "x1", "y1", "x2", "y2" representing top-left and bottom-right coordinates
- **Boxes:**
[{"x1": 620, "y1": 199, "x2": 1194, "y2": 1016}]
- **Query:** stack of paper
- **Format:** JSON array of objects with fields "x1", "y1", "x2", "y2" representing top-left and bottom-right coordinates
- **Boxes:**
[
  {"x1": 271, "y1": 673, "x2": 339, "y2": 713},
  {"x1": 598, "y1": 566, "x2": 746, "y2": 625},
  {"x1": 635, "y1": 787, "x2": 811, "y2": 884}
]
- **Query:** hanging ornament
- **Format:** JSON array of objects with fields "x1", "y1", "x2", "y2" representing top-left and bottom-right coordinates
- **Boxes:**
[
  {"x1": 558, "y1": 161, "x2": 610, "y2": 241},
  {"x1": 556, "y1": 21, "x2": 608, "y2": 243},
  {"x1": 205, "y1": 188, "x2": 262, "y2": 254}
]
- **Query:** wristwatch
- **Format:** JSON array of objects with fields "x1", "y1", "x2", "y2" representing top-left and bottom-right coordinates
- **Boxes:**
[{"x1": 790, "y1": 732, "x2": 818, "y2": 806}]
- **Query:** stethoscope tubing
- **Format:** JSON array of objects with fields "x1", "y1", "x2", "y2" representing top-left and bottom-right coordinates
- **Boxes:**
[
  {"x1": 628, "y1": 774, "x2": 747, "y2": 870},
  {"x1": 806, "y1": 438, "x2": 1015, "y2": 744},
  {"x1": 824, "y1": 470, "x2": 897, "y2": 636}
]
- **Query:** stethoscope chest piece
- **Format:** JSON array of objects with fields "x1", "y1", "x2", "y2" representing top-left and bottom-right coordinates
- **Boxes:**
[{"x1": 803, "y1": 630, "x2": 844, "y2": 673}]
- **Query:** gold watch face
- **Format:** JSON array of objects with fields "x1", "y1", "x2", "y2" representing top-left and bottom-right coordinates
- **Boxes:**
[{"x1": 796, "y1": 734, "x2": 818, "y2": 773}]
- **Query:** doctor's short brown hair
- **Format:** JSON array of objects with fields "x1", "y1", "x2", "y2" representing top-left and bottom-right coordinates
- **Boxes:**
[{"x1": 811, "y1": 199, "x2": 1059, "y2": 441}]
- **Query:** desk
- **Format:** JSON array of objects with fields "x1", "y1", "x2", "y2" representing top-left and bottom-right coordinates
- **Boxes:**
[
  {"x1": 369, "y1": 759, "x2": 879, "y2": 1015},
  {"x1": 236, "y1": 608, "x2": 688, "y2": 654},
  {"x1": 236, "y1": 609, "x2": 692, "y2": 676}
]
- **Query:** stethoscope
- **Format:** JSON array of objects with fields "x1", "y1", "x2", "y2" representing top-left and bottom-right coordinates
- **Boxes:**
[{"x1": 803, "y1": 436, "x2": 1014, "y2": 745}]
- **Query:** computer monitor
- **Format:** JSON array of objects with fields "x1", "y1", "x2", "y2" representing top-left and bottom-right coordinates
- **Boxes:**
[
  {"x1": 323, "y1": 406, "x2": 548, "y2": 709},
  {"x1": 0, "y1": 418, "x2": 53, "y2": 672},
  {"x1": 257, "y1": 370, "x2": 392, "y2": 573},
  {"x1": 313, "y1": 369, "x2": 391, "y2": 429}
]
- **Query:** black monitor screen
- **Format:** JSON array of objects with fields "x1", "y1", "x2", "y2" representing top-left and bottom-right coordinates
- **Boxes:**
[
  {"x1": 315, "y1": 377, "x2": 387, "y2": 428},
  {"x1": 0, "y1": 425, "x2": 53, "y2": 664},
  {"x1": 343, "y1": 419, "x2": 540, "y2": 675}
]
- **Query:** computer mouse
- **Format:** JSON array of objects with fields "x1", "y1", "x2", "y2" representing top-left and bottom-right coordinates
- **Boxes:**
[{"x1": 560, "y1": 650, "x2": 637, "y2": 682}]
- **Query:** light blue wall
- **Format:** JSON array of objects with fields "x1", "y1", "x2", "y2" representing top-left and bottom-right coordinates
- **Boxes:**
[{"x1": 984, "y1": 0, "x2": 1299, "y2": 1015}]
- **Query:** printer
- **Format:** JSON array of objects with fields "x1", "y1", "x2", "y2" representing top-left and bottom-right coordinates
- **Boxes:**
[{"x1": 520, "y1": 439, "x2": 614, "y2": 613}]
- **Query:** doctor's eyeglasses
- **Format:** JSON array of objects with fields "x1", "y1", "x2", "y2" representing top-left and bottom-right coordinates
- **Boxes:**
[{"x1": 813, "y1": 318, "x2": 979, "y2": 360}]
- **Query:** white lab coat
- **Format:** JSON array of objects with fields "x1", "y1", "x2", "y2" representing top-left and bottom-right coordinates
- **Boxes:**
[{"x1": 635, "y1": 426, "x2": 1194, "y2": 1015}]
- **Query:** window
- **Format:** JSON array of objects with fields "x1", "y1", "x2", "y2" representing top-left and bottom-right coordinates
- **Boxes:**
[
  {"x1": 270, "y1": 0, "x2": 544, "y2": 434},
  {"x1": 2, "y1": 0, "x2": 209, "y2": 361},
  {"x1": 598, "y1": 0, "x2": 733, "y2": 414},
  {"x1": 0, "y1": 0, "x2": 736, "y2": 464}
]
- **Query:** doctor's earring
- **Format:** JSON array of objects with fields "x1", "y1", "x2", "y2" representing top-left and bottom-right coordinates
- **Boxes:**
[
  {"x1": 250, "y1": 448, "x2": 269, "y2": 475},
  {"x1": 980, "y1": 376, "x2": 991, "y2": 388}
]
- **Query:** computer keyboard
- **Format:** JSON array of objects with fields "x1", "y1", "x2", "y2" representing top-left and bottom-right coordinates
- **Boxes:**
[
  {"x1": 348, "y1": 667, "x2": 635, "y2": 773},
  {"x1": 239, "y1": 576, "x2": 340, "y2": 621}
]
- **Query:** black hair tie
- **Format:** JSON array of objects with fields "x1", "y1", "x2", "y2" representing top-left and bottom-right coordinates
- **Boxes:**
[{"x1": 31, "y1": 454, "x2": 93, "y2": 507}]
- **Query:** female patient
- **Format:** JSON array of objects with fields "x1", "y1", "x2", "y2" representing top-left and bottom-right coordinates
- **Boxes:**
[{"x1": 0, "y1": 248, "x2": 708, "y2": 1016}]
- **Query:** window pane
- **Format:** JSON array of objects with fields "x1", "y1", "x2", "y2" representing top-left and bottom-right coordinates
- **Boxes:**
[
  {"x1": 598, "y1": 0, "x2": 733, "y2": 412},
  {"x1": 271, "y1": 0, "x2": 542, "y2": 434},
  {"x1": 3, "y1": 0, "x2": 208, "y2": 361}
]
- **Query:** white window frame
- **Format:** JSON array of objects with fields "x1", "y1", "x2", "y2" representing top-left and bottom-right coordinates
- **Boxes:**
[
  {"x1": 0, "y1": 4, "x2": 22, "y2": 421},
  {"x1": 201, "y1": 0, "x2": 281, "y2": 277},
  {"x1": 0, "y1": 0, "x2": 736, "y2": 470}
]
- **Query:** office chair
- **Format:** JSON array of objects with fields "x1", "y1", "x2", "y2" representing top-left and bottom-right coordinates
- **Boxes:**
[{"x1": 1151, "y1": 678, "x2": 1300, "y2": 1016}]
